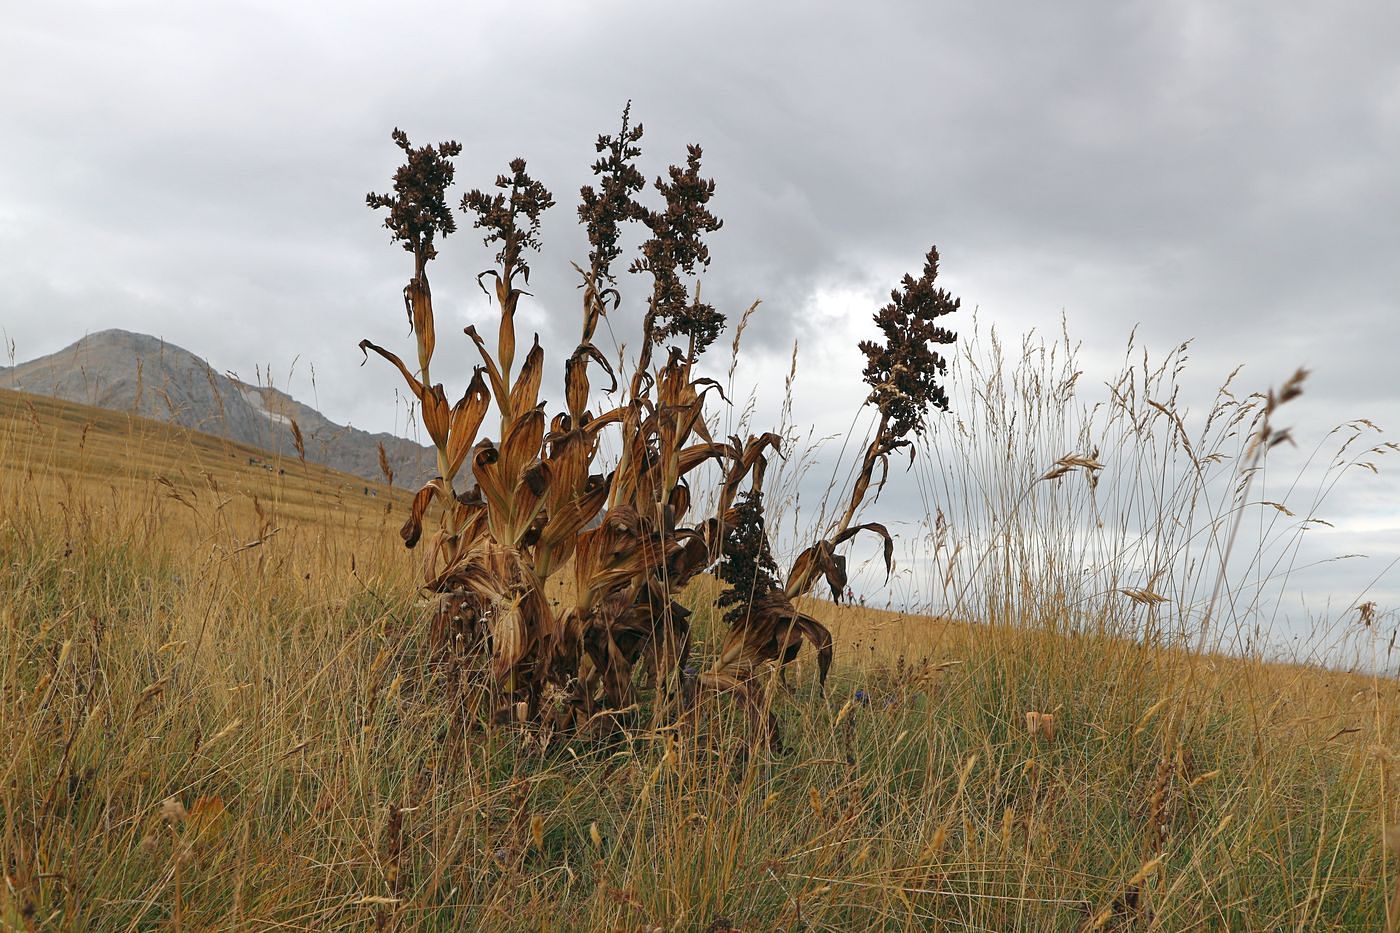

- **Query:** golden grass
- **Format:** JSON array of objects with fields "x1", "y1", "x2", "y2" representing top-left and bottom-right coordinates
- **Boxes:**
[
  {"x1": 2, "y1": 389, "x2": 1397, "y2": 930},
  {"x1": 0, "y1": 388, "x2": 408, "y2": 532}
]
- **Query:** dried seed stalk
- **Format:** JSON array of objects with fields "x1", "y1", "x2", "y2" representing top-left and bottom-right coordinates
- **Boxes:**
[{"x1": 359, "y1": 110, "x2": 957, "y2": 741}]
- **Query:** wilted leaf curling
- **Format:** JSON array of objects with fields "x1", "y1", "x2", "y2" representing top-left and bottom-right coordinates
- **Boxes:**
[
  {"x1": 859, "y1": 246, "x2": 959, "y2": 445},
  {"x1": 631, "y1": 145, "x2": 725, "y2": 354},
  {"x1": 462, "y1": 159, "x2": 556, "y2": 282},
  {"x1": 578, "y1": 102, "x2": 647, "y2": 284},
  {"x1": 365, "y1": 129, "x2": 462, "y2": 268},
  {"x1": 718, "y1": 489, "x2": 781, "y2": 627}
]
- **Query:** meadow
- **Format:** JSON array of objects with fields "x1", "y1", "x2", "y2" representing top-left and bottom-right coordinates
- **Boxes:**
[
  {"x1": 2, "y1": 375, "x2": 1397, "y2": 930},
  {"x1": 3, "y1": 112, "x2": 1398, "y2": 931}
]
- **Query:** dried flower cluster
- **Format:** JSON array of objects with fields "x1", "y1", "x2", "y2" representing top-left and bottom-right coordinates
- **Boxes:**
[
  {"x1": 462, "y1": 158, "x2": 556, "y2": 284},
  {"x1": 860, "y1": 246, "x2": 959, "y2": 448},
  {"x1": 578, "y1": 103, "x2": 647, "y2": 284},
  {"x1": 630, "y1": 144, "x2": 725, "y2": 355},
  {"x1": 365, "y1": 130, "x2": 462, "y2": 271},
  {"x1": 717, "y1": 490, "x2": 781, "y2": 628}
]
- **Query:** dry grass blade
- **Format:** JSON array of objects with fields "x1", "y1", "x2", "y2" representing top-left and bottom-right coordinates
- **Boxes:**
[
  {"x1": 377, "y1": 441, "x2": 394, "y2": 487},
  {"x1": 1118, "y1": 588, "x2": 1170, "y2": 606},
  {"x1": 289, "y1": 418, "x2": 305, "y2": 464}
]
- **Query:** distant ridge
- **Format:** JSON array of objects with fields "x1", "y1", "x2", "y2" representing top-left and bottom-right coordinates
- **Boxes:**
[{"x1": 0, "y1": 329, "x2": 434, "y2": 487}]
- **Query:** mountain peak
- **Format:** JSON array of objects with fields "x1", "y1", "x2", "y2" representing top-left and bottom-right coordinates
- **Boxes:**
[{"x1": 5, "y1": 330, "x2": 433, "y2": 487}]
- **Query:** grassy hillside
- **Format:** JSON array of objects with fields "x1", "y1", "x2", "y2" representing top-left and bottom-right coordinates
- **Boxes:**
[
  {"x1": 2, "y1": 389, "x2": 1397, "y2": 929},
  {"x1": 0, "y1": 387, "x2": 407, "y2": 532},
  {"x1": 2, "y1": 330, "x2": 436, "y2": 488}
]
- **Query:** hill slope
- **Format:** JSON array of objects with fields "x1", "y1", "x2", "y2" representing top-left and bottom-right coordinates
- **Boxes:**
[
  {"x1": 0, "y1": 386, "x2": 410, "y2": 537},
  {"x1": 0, "y1": 329, "x2": 433, "y2": 487},
  {"x1": 1, "y1": 383, "x2": 1396, "y2": 929}
]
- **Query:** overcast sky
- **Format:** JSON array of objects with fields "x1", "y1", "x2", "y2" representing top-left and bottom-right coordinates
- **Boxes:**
[{"x1": 3, "y1": 1, "x2": 1397, "y2": 656}]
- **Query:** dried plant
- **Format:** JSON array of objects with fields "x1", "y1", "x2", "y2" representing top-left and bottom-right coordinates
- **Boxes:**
[
  {"x1": 706, "y1": 489, "x2": 832, "y2": 746},
  {"x1": 359, "y1": 110, "x2": 956, "y2": 741},
  {"x1": 630, "y1": 143, "x2": 725, "y2": 358},
  {"x1": 859, "y1": 247, "x2": 958, "y2": 445},
  {"x1": 579, "y1": 102, "x2": 647, "y2": 285}
]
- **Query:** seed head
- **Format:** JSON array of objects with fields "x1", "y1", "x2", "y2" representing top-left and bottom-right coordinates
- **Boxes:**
[
  {"x1": 462, "y1": 158, "x2": 555, "y2": 281},
  {"x1": 859, "y1": 246, "x2": 958, "y2": 446},
  {"x1": 366, "y1": 129, "x2": 462, "y2": 268}
]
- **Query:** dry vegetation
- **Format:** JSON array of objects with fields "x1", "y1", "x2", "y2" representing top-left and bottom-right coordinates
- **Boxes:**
[
  {"x1": 3, "y1": 108, "x2": 1399, "y2": 929},
  {"x1": 352, "y1": 114, "x2": 960, "y2": 747},
  {"x1": 3, "y1": 385, "x2": 1397, "y2": 930},
  {"x1": 4, "y1": 363, "x2": 1400, "y2": 931}
]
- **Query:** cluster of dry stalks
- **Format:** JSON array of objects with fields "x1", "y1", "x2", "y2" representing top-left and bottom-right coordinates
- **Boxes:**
[{"x1": 358, "y1": 108, "x2": 957, "y2": 743}]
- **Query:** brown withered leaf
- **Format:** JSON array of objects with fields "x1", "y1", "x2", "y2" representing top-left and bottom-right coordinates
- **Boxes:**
[
  {"x1": 464, "y1": 325, "x2": 509, "y2": 412},
  {"x1": 831, "y1": 522, "x2": 894, "y2": 577},
  {"x1": 791, "y1": 618, "x2": 832, "y2": 684},
  {"x1": 518, "y1": 456, "x2": 554, "y2": 537},
  {"x1": 445, "y1": 369, "x2": 491, "y2": 479},
  {"x1": 405, "y1": 276, "x2": 435, "y2": 363},
  {"x1": 497, "y1": 281, "x2": 518, "y2": 375},
  {"x1": 668, "y1": 481, "x2": 691, "y2": 522},
  {"x1": 492, "y1": 599, "x2": 528, "y2": 683},
  {"x1": 712, "y1": 433, "x2": 784, "y2": 516},
  {"x1": 471, "y1": 431, "x2": 551, "y2": 549},
  {"x1": 535, "y1": 475, "x2": 611, "y2": 576},
  {"x1": 401, "y1": 481, "x2": 441, "y2": 548},
  {"x1": 677, "y1": 441, "x2": 734, "y2": 477},
  {"x1": 741, "y1": 432, "x2": 783, "y2": 492},
  {"x1": 187, "y1": 795, "x2": 229, "y2": 841},
  {"x1": 500, "y1": 408, "x2": 547, "y2": 479},
  {"x1": 665, "y1": 524, "x2": 716, "y2": 587},
  {"x1": 785, "y1": 540, "x2": 842, "y2": 601},
  {"x1": 573, "y1": 506, "x2": 662, "y2": 613},
  {"x1": 471, "y1": 444, "x2": 511, "y2": 525},
  {"x1": 359, "y1": 338, "x2": 451, "y2": 451},
  {"x1": 359, "y1": 339, "x2": 425, "y2": 399},
  {"x1": 535, "y1": 433, "x2": 608, "y2": 576},
  {"x1": 510, "y1": 337, "x2": 546, "y2": 416},
  {"x1": 565, "y1": 342, "x2": 617, "y2": 418},
  {"x1": 582, "y1": 406, "x2": 626, "y2": 437},
  {"x1": 421, "y1": 383, "x2": 451, "y2": 449},
  {"x1": 785, "y1": 522, "x2": 893, "y2": 601},
  {"x1": 712, "y1": 587, "x2": 833, "y2": 690}
]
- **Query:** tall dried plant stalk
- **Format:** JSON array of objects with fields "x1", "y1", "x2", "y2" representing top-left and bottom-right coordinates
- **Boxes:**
[{"x1": 359, "y1": 109, "x2": 957, "y2": 741}]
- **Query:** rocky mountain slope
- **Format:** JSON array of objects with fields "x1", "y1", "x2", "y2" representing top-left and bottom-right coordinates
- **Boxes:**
[{"x1": 0, "y1": 329, "x2": 434, "y2": 487}]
